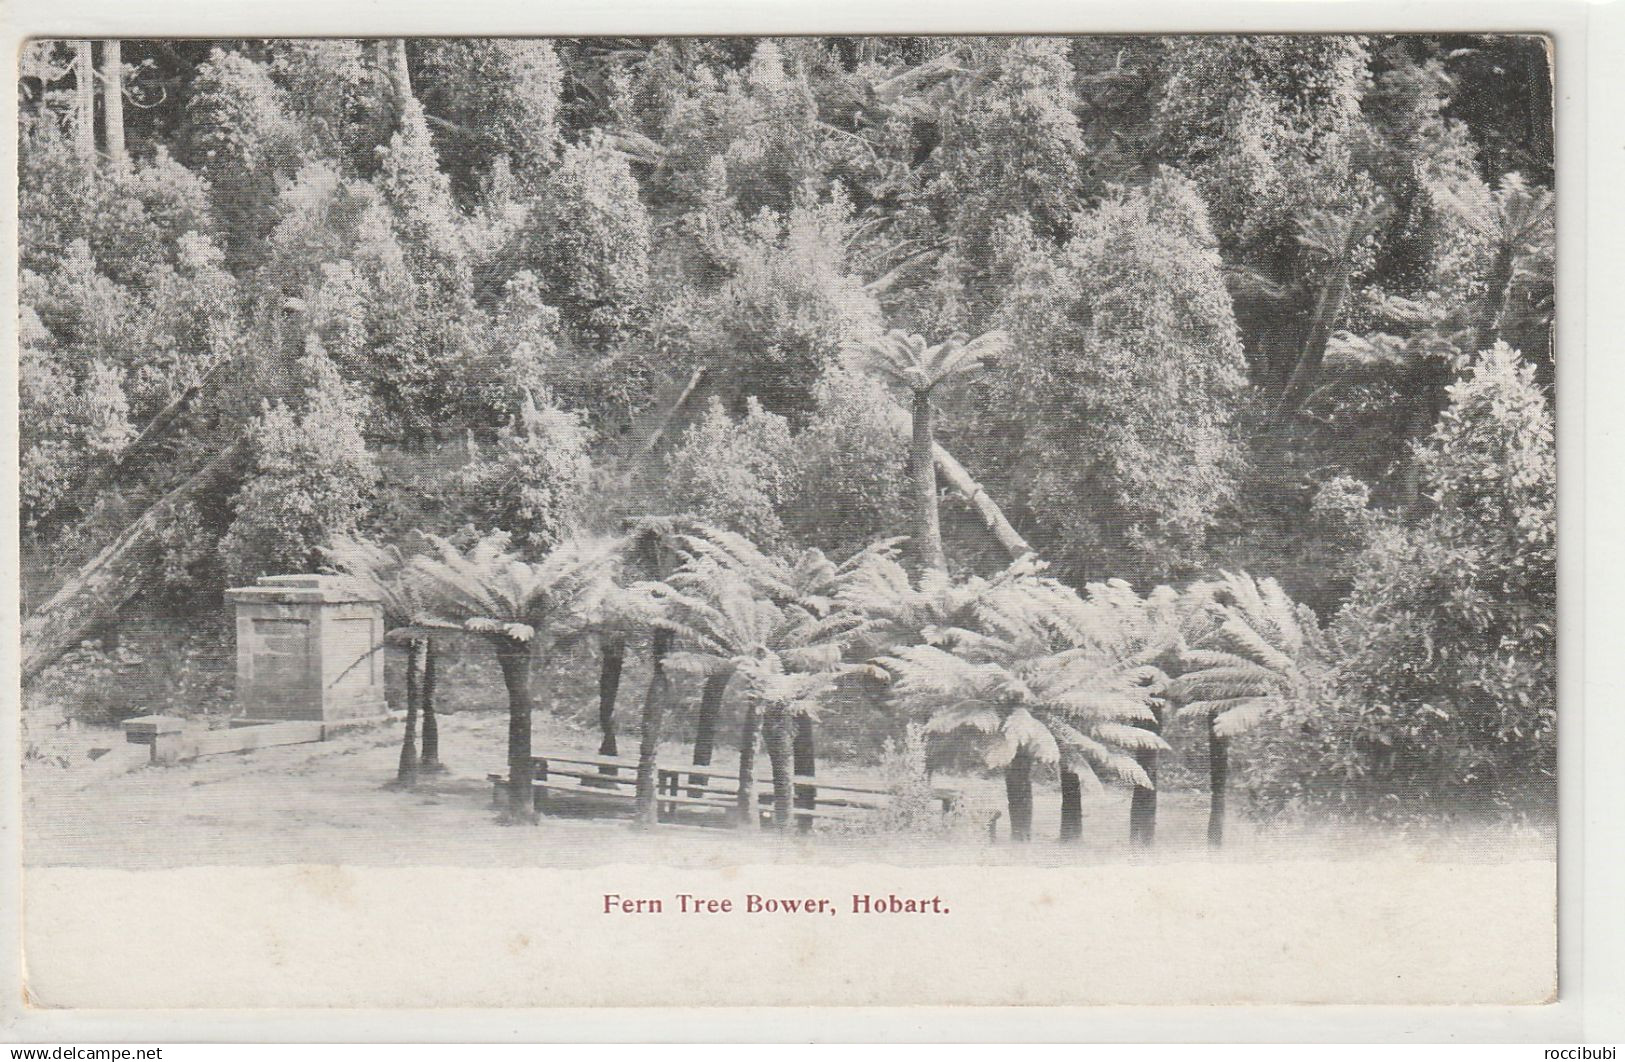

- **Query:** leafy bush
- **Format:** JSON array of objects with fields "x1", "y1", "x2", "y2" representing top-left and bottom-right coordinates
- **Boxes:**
[
  {"x1": 648, "y1": 39, "x2": 829, "y2": 218},
  {"x1": 508, "y1": 138, "x2": 650, "y2": 347},
  {"x1": 861, "y1": 722, "x2": 977, "y2": 837},
  {"x1": 266, "y1": 39, "x2": 394, "y2": 178},
  {"x1": 991, "y1": 171, "x2": 1249, "y2": 585},
  {"x1": 218, "y1": 347, "x2": 379, "y2": 584},
  {"x1": 180, "y1": 48, "x2": 310, "y2": 270},
  {"x1": 929, "y1": 37, "x2": 1085, "y2": 325},
  {"x1": 412, "y1": 39, "x2": 564, "y2": 202},
  {"x1": 665, "y1": 396, "x2": 795, "y2": 547},
  {"x1": 782, "y1": 369, "x2": 909, "y2": 557},
  {"x1": 1156, "y1": 35, "x2": 1368, "y2": 254},
  {"x1": 683, "y1": 190, "x2": 881, "y2": 419},
  {"x1": 457, "y1": 389, "x2": 596, "y2": 556},
  {"x1": 1241, "y1": 344, "x2": 1555, "y2": 819}
]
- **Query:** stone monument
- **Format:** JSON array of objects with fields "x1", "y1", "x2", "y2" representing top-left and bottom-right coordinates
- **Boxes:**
[{"x1": 224, "y1": 574, "x2": 388, "y2": 723}]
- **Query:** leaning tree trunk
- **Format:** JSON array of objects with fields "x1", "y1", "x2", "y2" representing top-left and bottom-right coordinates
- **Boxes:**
[
  {"x1": 102, "y1": 40, "x2": 126, "y2": 168},
  {"x1": 1004, "y1": 750, "x2": 1034, "y2": 843},
  {"x1": 1129, "y1": 703, "x2": 1163, "y2": 847},
  {"x1": 373, "y1": 39, "x2": 415, "y2": 121},
  {"x1": 907, "y1": 390, "x2": 948, "y2": 575},
  {"x1": 76, "y1": 356, "x2": 233, "y2": 504},
  {"x1": 1474, "y1": 241, "x2": 1520, "y2": 355},
  {"x1": 394, "y1": 637, "x2": 424, "y2": 785},
  {"x1": 418, "y1": 637, "x2": 441, "y2": 772},
  {"x1": 765, "y1": 706, "x2": 795, "y2": 831},
  {"x1": 735, "y1": 702, "x2": 761, "y2": 830},
  {"x1": 73, "y1": 41, "x2": 95, "y2": 164},
  {"x1": 689, "y1": 671, "x2": 730, "y2": 795},
  {"x1": 792, "y1": 713, "x2": 817, "y2": 833},
  {"x1": 493, "y1": 636, "x2": 538, "y2": 824},
  {"x1": 877, "y1": 398, "x2": 1032, "y2": 561},
  {"x1": 1403, "y1": 242, "x2": 1520, "y2": 506},
  {"x1": 597, "y1": 634, "x2": 626, "y2": 761},
  {"x1": 22, "y1": 439, "x2": 248, "y2": 684},
  {"x1": 632, "y1": 628, "x2": 674, "y2": 829},
  {"x1": 1058, "y1": 769, "x2": 1083, "y2": 843},
  {"x1": 1207, "y1": 719, "x2": 1230, "y2": 848}
]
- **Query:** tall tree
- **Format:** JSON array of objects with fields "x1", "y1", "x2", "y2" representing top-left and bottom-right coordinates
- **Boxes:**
[
  {"x1": 992, "y1": 171, "x2": 1247, "y2": 586},
  {"x1": 102, "y1": 41, "x2": 126, "y2": 167},
  {"x1": 849, "y1": 329, "x2": 1008, "y2": 576},
  {"x1": 73, "y1": 41, "x2": 95, "y2": 164},
  {"x1": 410, "y1": 532, "x2": 618, "y2": 822}
]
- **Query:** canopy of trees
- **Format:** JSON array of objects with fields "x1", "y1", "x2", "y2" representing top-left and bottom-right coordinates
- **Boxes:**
[{"x1": 19, "y1": 35, "x2": 1555, "y2": 820}]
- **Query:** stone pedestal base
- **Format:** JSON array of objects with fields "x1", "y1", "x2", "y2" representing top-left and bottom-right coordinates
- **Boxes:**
[{"x1": 224, "y1": 575, "x2": 388, "y2": 723}]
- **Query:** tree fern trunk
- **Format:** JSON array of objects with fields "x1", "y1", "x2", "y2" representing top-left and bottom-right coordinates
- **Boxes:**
[
  {"x1": 690, "y1": 671, "x2": 729, "y2": 795},
  {"x1": 1058, "y1": 769, "x2": 1082, "y2": 843},
  {"x1": 494, "y1": 637, "x2": 537, "y2": 824},
  {"x1": 1004, "y1": 750, "x2": 1034, "y2": 843},
  {"x1": 103, "y1": 41, "x2": 126, "y2": 168},
  {"x1": 909, "y1": 390, "x2": 947, "y2": 575},
  {"x1": 735, "y1": 701, "x2": 761, "y2": 830},
  {"x1": 1130, "y1": 703, "x2": 1162, "y2": 846},
  {"x1": 419, "y1": 637, "x2": 441, "y2": 771},
  {"x1": 1475, "y1": 243, "x2": 1519, "y2": 353},
  {"x1": 1208, "y1": 721, "x2": 1230, "y2": 848},
  {"x1": 597, "y1": 634, "x2": 625, "y2": 761},
  {"x1": 633, "y1": 628, "x2": 673, "y2": 829},
  {"x1": 766, "y1": 706, "x2": 794, "y2": 831},
  {"x1": 793, "y1": 713, "x2": 817, "y2": 833},
  {"x1": 395, "y1": 636, "x2": 423, "y2": 785},
  {"x1": 73, "y1": 42, "x2": 95, "y2": 164}
]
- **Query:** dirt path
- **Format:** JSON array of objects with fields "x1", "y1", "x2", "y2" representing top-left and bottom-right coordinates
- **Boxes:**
[{"x1": 22, "y1": 709, "x2": 1553, "y2": 868}]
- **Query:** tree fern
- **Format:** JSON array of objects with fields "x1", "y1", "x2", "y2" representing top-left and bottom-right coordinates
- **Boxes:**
[
  {"x1": 403, "y1": 529, "x2": 620, "y2": 822},
  {"x1": 1169, "y1": 569, "x2": 1324, "y2": 845},
  {"x1": 871, "y1": 556, "x2": 1176, "y2": 841}
]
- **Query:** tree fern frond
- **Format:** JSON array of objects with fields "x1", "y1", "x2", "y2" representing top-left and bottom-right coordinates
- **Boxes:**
[{"x1": 1213, "y1": 699, "x2": 1275, "y2": 737}]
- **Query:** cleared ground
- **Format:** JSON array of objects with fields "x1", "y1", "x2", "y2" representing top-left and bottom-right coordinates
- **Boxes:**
[{"x1": 23, "y1": 706, "x2": 1553, "y2": 868}]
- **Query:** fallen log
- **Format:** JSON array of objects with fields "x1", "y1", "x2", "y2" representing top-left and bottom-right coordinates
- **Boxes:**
[{"x1": 22, "y1": 439, "x2": 249, "y2": 684}]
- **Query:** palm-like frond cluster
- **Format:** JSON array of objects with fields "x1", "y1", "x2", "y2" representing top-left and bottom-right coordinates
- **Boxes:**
[
  {"x1": 407, "y1": 531, "x2": 621, "y2": 644},
  {"x1": 324, "y1": 535, "x2": 434, "y2": 633},
  {"x1": 876, "y1": 560, "x2": 1179, "y2": 792},
  {"x1": 329, "y1": 514, "x2": 1325, "y2": 842},
  {"x1": 1169, "y1": 570, "x2": 1325, "y2": 738},
  {"x1": 652, "y1": 535, "x2": 873, "y2": 709},
  {"x1": 328, "y1": 529, "x2": 623, "y2": 646},
  {"x1": 845, "y1": 328, "x2": 1009, "y2": 395}
]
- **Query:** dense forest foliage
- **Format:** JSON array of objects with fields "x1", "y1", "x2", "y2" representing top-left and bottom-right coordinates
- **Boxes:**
[{"x1": 18, "y1": 36, "x2": 1555, "y2": 821}]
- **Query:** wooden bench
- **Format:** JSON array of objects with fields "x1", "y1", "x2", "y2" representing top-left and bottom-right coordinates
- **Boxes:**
[{"x1": 488, "y1": 753, "x2": 962, "y2": 828}]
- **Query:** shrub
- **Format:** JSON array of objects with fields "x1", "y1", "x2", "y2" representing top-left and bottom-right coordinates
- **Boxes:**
[
  {"x1": 412, "y1": 39, "x2": 564, "y2": 202},
  {"x1": 19, "y1": 316, "x2": 136, "y2": 532},
  {"x1": 218, "y1": 346, "x2": 378, "y2": 583},
  {"x1": 180, "y1": 48, "x2": 309, "y2": 270},
  {"x1": 1241, "y1": 344, "x2": 1555, "y2": 819},
  {"x1": 687, "y1": 190, "x2": 881, "y2": 419},
  {"x1": 991, "y1": 171, "x2": 1249, "y2": 585},
  {"x1": 457, "y1": 389, "x2": 596, "y2": 556},
  {"x1": 783, "y1": 369, "x2": 909, "y2": 557},
  {"x1": 665, "y1": 396, "x2": 795, "y2": 546},
  {"x1": 511, "y1": 138, "x2": 650, "y2": 347}
]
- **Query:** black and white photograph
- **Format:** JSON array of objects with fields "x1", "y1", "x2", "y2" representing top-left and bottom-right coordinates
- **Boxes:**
[{"x1": 9, "y1": 26, "x2": 1574, "y2": 1017}]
